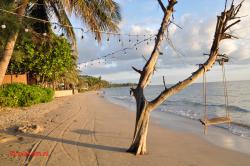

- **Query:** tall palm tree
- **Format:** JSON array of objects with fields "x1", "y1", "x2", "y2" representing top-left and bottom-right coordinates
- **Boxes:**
[{"x1": 0, "y1": 0, "x2": 121, "y2": 85}]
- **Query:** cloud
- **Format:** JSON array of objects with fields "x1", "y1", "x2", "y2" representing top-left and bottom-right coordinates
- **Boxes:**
[
  {"x1": 160, "y1": 1, "x2": 250, "y2": 66},
  {"x1": 75, "y1": 0, "x2": 250, "y2": 83}
]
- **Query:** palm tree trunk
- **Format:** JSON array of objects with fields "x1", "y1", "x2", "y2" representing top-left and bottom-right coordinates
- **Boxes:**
[
  {"x1": 0, "y1": 33, "x2": 19, "y2": 85},
  {"x1": 0, "y1": 0, "x2": 28, "y2": 85}
]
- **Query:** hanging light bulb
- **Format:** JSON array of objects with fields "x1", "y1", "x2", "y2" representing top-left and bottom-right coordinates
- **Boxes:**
[
  {"x1": 24, "y1": 28, "x2": 29, "y2": 32},
  {"x1": 54, "y1": 25, "x2": 57, "y2": 29},
  {"x1": 1, "y1": 24, "x2": 6, "y2": 29},
  {"x1": 80, "y1": 29, "x2": 84, "y2": 40},
  {"x1": 42, "y1": 22, "x2": 47, "y2": 36},
  {"x1": 95, "y1": 36, "x2": 97, "y2": 40},
  {"x1": 118, "y1": 34, "x2": 121, "y2": 42},
  {"x1": 107, "y1": 33, "x2": 110, "y2": 42}
]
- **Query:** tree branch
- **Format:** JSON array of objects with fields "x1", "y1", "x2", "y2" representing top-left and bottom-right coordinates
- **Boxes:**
[
  {"x1": 141, "y1": 55, "x2": 157, "y2": 72},
  {"x1": 130, "y1": 88, "x2": 136, "y2": 96},
  {"x1": 132, "y1": 66, "x2": 142, "y2": 74},
  {"x1": 137, "y1": 0, "x2": 177, "y2": 88},
  {"x1": 222, "y1": 33, "x2": 238, "y2": 40},
  {"x1": 157, "y1": 0, "x2": 166, "y2": 12},
  {"x1": 148, "y1": 0, "x2": 243, "y2": 111},
  {"x1": 224, "y1": 20, "x2": 241, "y2": 32},
  {"x1": 163, "y1": 76, "x2": 167, "y2": 90}
]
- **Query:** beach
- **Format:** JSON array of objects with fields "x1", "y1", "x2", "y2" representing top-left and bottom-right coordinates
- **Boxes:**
[{"x1": 0, "y1": 91, "x2": 250, "y2": 166}]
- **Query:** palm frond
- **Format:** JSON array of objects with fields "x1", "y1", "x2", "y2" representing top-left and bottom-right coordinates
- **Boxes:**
[{"x1": 62, "y1": 0, "x2": 122, "y2": 42}]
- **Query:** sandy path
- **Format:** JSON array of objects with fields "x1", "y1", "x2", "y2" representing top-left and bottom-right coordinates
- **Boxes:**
[{"x1": 0, "y1": 91, "x2": 250, "y2": 166}]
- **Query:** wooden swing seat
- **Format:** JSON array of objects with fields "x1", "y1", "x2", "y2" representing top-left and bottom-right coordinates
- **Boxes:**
[
  {"x1": 199, "y1": 116, "x2": 232, "y2": 126},
  {"x1": 200, "y1": 59, "x2": 231, "y2": 134}
]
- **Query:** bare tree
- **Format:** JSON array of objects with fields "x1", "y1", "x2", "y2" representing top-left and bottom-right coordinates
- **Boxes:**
[{"x1": 128, "y1": 0, "x2": 243, "y2": 155}]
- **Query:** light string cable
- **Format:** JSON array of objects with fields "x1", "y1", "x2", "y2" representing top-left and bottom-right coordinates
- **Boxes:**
[
  {"x1": 77, "y1": 34, "x2": 156, "y2": 68},
  {"x1": 0, "y1": 7, "x2": 155, "y2": 37}
]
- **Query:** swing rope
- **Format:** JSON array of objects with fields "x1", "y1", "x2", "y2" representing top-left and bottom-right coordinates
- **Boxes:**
[
  {"x1": 221, "y1": 61, "x2": 229, "y2": 117},
  {"x1": 203, "y1": 67, "x2": 207, "y2": 120},
  {"x1": 200, "y1": 58, "x2": 231, "y2": 134}
]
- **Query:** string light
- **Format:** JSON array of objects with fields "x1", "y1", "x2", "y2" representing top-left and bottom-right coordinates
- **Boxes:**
[
  {"x1": 1, "y1": 24, "x2": 6, "y2": 29},
  {"x1": 78, "y1": 35, "x2": 155, "y2": 69},
  {"x1": 24, "y1": 27, "x2": 29, "y2": 32},
  {"x1": 81, "y1": 28, "x2": 84, "y2": 39},
  {"x1": 107, "y1": 34, "x2": 110, "y2": 42},
  {"x1": 0, "y1": 8, "x2": 159, "y2": 69},
  {"x1": 0, "y1": 8, "x2": 155, "y2": 38}
]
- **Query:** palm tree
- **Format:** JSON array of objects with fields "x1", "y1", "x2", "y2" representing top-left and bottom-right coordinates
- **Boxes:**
[{"x1": 0, "y1": 0, "x2": 121, "y2": 85}]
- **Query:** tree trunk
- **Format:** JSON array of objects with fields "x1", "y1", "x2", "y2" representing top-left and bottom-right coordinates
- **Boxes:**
[
  {"x1": 128, "y1": 0, "x2": 242, "y2": 156},
  {"x1": 0, "y1": 33, "x2": 19, "y2": 85},
  {"x1": 127, "y1": 107, "x2": 150, "y2": 155},
  {"x1": 128, "y1": 0, "x2": 177, "y2": 155},
  {"x1": 0, "y1": 0, "x2": 28, "y2": 85},
  {"x1": 127, "y1": 88, "x2": 151, "y2": 155}
]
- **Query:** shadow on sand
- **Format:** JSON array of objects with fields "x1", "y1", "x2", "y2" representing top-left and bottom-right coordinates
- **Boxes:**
[{"x1": 0, "y1": 129, "x2": 127, "y2": 153}]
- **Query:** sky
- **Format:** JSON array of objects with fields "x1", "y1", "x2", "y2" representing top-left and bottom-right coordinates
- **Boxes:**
[{"x1": 71, "y1": 0, "x2": 250, "y2": 84}]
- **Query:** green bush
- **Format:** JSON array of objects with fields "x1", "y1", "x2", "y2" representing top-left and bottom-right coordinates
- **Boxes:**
[{"x1": 0, "y1": 83, "x2": 54, "y2": 107}]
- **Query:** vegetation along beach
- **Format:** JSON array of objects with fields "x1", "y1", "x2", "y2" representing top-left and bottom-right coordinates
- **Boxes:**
[{"x1": 0, "y1": 0, "x2": 250, "y2": 166}]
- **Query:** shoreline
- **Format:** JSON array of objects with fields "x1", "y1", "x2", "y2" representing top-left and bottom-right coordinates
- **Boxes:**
[
  {"x1": 103, "y1": 90, "x2": 250, "y2": 155},
  {"x1": 0, "y1": 92, "x2": 249, "y2": 166}
]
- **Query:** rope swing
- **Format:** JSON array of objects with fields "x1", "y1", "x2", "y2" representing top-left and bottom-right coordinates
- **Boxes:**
[{"x1": 199, "y1": 55, "x2": 232, "y2": 134}]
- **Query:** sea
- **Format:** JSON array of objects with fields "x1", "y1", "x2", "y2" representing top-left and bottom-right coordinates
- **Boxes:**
[{"x1": 103, "y1": 80, "x2": 250, "y2": 154}]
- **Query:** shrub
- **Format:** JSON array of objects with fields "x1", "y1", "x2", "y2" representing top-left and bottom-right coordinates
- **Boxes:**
[{"x1": 0, "y1": 83, "x2": 54, "y2": 107}]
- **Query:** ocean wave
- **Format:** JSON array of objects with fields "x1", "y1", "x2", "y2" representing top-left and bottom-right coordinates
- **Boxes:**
[
  {"x1": 232, "y1": 122, "x2": 250, "y2": 129},
  {"x1": 107, "y1": 96, "x2": 250, "y2": 139},
  {"x1": 164, "y1": 100, "x2": 250, "y2": 113},
  {"x1": 110, "y1": 96, "x2": 132, "y2": 100}
]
